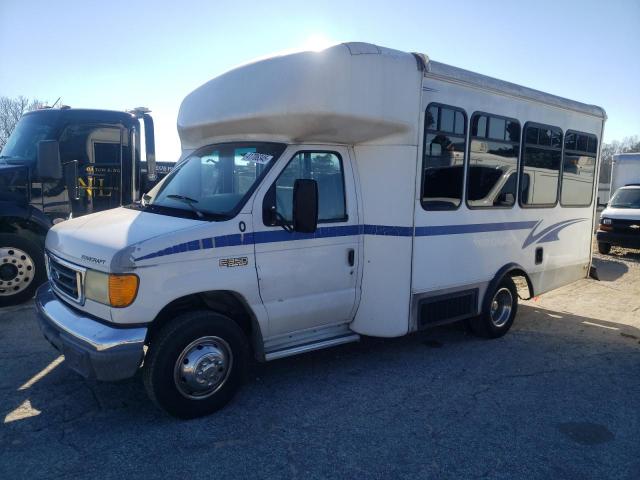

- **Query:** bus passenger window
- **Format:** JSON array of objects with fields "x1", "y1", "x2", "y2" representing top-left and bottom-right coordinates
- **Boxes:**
[
  {"x1": 467, "y1": 113, "x2": 520, "y2": 208},
  {"x1": 560, "y1": 131, "x2": 597, "y2": 206},
  {"x1": 520, "y1": 123, "x2": 562, "y2": 207},
  {"x1": 422, "y1": 104, "x2": 467, "y2": 210}
]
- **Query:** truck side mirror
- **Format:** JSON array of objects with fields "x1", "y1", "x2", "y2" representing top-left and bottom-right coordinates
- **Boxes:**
[
  {"x1": 292, "y1": 179, "x2": 318, "y2": 233},
  {"x1": 142, "y1": 114, "x2": 156, "y2": 182},
  {"x1": 37, "y1": 140, "x2": 62, "y2": 180}
]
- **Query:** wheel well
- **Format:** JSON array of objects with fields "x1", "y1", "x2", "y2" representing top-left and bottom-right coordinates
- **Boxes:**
[
  {"x1": 146, "y1": 291, "x2": 264, "y2": 360},
  {"x1": 0, "y1": 216, "x2": 48, "y2": 247},
  {"x1": 507, "y1": 269, "x2": 534, "y2": 300},
  {"x1": 488, "y1": 263, "x2": 534, "y2": 303}
]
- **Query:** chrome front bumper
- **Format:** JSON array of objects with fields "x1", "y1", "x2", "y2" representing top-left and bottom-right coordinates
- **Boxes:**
[{"x1": 35, "y1": 283, "x2": 147, "y2": 381}]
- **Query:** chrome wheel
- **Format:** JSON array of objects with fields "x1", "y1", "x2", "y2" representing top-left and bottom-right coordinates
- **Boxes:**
[
  {"x1": 173, "y1": 336, "x2": 233, "y2": 400},
  {"x1": 490, "y1": 287, "x2": 513, "y2": 328},
  {"x1": 0, "y1": 247, "x2": 35, "y2": 297}
]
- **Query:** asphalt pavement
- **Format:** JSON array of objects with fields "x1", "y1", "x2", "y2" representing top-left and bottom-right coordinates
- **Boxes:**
[{"x1": 1, "y1": 250, "x2": 639, "y2": 479}]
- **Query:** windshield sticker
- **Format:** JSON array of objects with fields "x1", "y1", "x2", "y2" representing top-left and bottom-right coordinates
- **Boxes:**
[{"x1": 243, "y1": 152, "x2": 273, "y2": 164}]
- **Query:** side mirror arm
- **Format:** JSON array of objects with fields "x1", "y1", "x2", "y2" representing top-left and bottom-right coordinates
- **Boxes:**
[{"x1": 270, "y1": 206, "x2": 293, "y2": 232}]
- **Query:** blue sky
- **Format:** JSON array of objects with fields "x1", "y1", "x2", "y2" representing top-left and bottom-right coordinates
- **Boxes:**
[{"x1": 1, "y1": 0, "x2": 638, "y2": 161}]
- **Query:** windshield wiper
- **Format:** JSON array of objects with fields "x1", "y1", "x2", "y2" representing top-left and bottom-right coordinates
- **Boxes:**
[{"x1": 166, "y1": 194, "x2": 205, "y2": 218}]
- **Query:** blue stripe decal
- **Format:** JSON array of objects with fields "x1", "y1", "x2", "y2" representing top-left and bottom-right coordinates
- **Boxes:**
[
  {"x1": 133, "y1": 219, "x2": 580, "y2": 261},
  {"x1": 415, "y1": 221, "x2": 537, "y2": 237}
]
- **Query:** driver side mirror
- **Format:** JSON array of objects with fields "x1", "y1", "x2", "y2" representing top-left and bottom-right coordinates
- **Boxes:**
[
  {"x1": 37, "y1": 140, "x2": 62, "y2": 180},
  {"x1": 292, "y1": 179, "x2": 318, "y2": 233}
]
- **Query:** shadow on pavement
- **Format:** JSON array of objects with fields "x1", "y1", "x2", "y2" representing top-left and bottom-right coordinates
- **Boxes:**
[
  {"x1": 1, "y1": 303, "x2": 639, "y2": 479},
  {"x1": 592, "y1": 256, "x2": 629, "y2": 281}
]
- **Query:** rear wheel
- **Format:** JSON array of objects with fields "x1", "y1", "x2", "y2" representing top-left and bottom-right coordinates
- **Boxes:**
[
  {"x1": 597, "y1": 242, "x2": 611, "y2": 255},
  {"x1": 0, "y1": 233, "x2": 46, "y2": 307},
  {"x1": 469, "y1": 276, "x2": 518, "y2": 339},
  {"x1": 143, "y1": 311, "x2": 249, "y2": 419}
]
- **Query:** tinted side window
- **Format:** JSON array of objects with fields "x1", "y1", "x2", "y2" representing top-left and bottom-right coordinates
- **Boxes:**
[
  {"x1": 520, "y1": 123, "x2": 562, "y2": 206},
  {"x1": 273, "y1": 152, "x2": 346, "y2": 223},
  {"x1": 94, "y1": 142, "x2": 123, "y2": 164},
  {"x1": 467, "y1": 113, "x2": 520, "y2": 208},
  {"x1": 59, "y1": 125, "x2": 126, "y2": 165},
  {"x1": 561, "y1": 131, "x2": 597, "y2": 206},
  {"x1": 422, "y1": 104, "x2": 467, "y2": 210}
]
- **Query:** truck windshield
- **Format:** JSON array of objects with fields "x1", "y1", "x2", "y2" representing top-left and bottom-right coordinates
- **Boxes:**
[
  {"x1": 0, "y1": 114, "x2": 58, "y2": 165},
  {"x1": 143, "y1": 142, "x2": 286, "y2": 220},
  {"x1": 609, "y1": 189, "x2": 640, "y2": 209}
]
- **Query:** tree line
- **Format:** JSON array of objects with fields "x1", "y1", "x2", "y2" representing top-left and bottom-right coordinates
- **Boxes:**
[{"x1": 0, "y1": 96, "x2": 48, "y2": 150}]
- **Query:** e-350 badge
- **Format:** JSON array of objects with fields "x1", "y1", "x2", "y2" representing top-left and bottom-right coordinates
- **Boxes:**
[{"x1": 219, "y1": 257, "x2": 249, "y2": 268}]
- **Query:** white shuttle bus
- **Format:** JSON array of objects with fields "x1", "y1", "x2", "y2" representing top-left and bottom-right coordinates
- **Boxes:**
[{"x1": 35, "y1": 43, "x2": 606, "y2": 418}]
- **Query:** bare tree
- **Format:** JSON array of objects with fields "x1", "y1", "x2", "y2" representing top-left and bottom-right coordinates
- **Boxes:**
[{"x1": 0, "y1": 96, "x2": 48, "y2": 150}]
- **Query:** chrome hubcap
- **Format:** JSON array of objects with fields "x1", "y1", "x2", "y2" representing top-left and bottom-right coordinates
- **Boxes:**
[
  {"x1": 490, "y1": 287, "x2": 513, "y2": 328},
  {"x1": 173, "y1": 336, "x2": 232, "y2": 400},
  {"x1": 0, "y1": 247, "x2": 35, "y2": 297}
]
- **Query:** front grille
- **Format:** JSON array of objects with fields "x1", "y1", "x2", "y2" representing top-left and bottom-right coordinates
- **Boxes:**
[
  {"x1": 611, "y1": 218, "x2": 640, "y2": 234},
  {"x1": 47, "y1": 253, "x2": 85, "y2": 304}
]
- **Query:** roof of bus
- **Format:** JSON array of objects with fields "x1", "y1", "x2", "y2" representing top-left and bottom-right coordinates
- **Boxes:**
[
  {"x1": 177, "y1": 42, "x2": 605, "y2": 149},
  {"x1": 424, "y1": 60, "x2": 606, "y2": 119}
]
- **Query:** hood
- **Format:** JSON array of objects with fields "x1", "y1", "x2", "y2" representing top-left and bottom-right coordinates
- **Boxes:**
[
  {"x1": 600, "y1": 206, "x2": 640, "y2": 221},
  {"x1": 46, "y1": 207, "x2": 203, "y2": 271},
  {"x1": 0, "y1": 162, "x2": 29, "y2": 177}
]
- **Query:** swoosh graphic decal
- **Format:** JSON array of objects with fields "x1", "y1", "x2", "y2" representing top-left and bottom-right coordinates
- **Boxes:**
[
  {"x1": 521, "y1": 218, "x2": 588, "y2": 249},
  {"x1": 133, "y1": 219, "x2": 589, "y2": 262}
]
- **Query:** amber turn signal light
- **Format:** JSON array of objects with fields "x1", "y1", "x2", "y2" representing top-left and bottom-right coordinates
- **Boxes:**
[{"x1": 108, "y1": 274, "x2": 139, "y2": 308}]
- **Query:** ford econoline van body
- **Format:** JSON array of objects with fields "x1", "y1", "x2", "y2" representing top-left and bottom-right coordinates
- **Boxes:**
[{"x1": 35, "y1": 43, "x2": 606, "y2": 418}]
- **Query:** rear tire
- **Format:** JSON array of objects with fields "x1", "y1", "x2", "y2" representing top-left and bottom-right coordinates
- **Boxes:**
[
  {"x1": 469, "y1": 276, "x2": 518, "y2": 339},
  {"x1": 597, "y1": 242, "x2": 611, "y2": 255},
  {"x1": 0, "y1": 233, "x2": 46, "y2": 307},
  {"x1": 143, "y1": 310, "x2": 249, "y2": 419}
]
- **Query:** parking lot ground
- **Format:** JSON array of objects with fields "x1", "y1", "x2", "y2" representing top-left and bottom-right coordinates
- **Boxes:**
[{"x1": 1, "y1": 248, "x2": 639, "y2": 479}]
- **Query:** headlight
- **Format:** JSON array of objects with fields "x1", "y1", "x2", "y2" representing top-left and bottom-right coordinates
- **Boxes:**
[
  {"x1": 85, "y1": 270, "x2": 139, "y2": 308},
  {"x1": 601, "y1": 218, "x2": 612, "y2": 225},
  {"x1": 85, "y1": 270, "x2": 109, "y2": 304}
]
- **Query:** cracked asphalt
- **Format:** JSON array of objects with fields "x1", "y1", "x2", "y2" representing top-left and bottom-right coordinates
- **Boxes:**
[{"x1": 1, "y1": 247, "x2": 639, "y2": 479}]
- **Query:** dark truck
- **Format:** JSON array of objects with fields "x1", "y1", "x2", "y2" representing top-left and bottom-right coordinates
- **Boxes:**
[{"x1": 0, "y1": 107, "x2": 173, "y2": 306}]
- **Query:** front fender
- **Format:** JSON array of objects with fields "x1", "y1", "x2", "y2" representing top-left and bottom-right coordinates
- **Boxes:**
[{"x1": 0, "y1": 203, "x2": 52, "y2": 243}]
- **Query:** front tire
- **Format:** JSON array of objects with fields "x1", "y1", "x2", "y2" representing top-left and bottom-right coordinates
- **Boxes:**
[
  {"x1": 598, "y1": 242, "x2": 611, "y2": 255},
  {"x1": 469, "y1": 276, "x2": 518, "y2": 339},
  {"x1": 0, "y1": 233, "x2": 46, "y2": 307},
  {"x1": 143, "y1": 311, "x2": 249, "y2": 419}
]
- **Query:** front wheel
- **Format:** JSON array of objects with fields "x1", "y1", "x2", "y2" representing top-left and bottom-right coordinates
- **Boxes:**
[
  {"x1": 0, "y1": 233, "x2": 46, "y2": 307},
  {"x1": 469, "y1": 276, "x2": 518, "y2": 339},
  {"x1": 143, "y1": 311, "x2": 249, "y2": 419}
]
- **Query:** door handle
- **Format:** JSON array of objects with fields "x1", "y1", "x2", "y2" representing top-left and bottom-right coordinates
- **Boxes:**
[{"x1": 347, "y1": 248, "x2": 355, "y2": 267}]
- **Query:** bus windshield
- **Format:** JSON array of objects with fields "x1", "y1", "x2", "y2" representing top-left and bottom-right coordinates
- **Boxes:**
[
  {"x1": 0, "y1": 114, "x2": 58, "y2": 165},
  {"x1": 142, "y1": 142, "x2": 286, "y2": 220}
]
